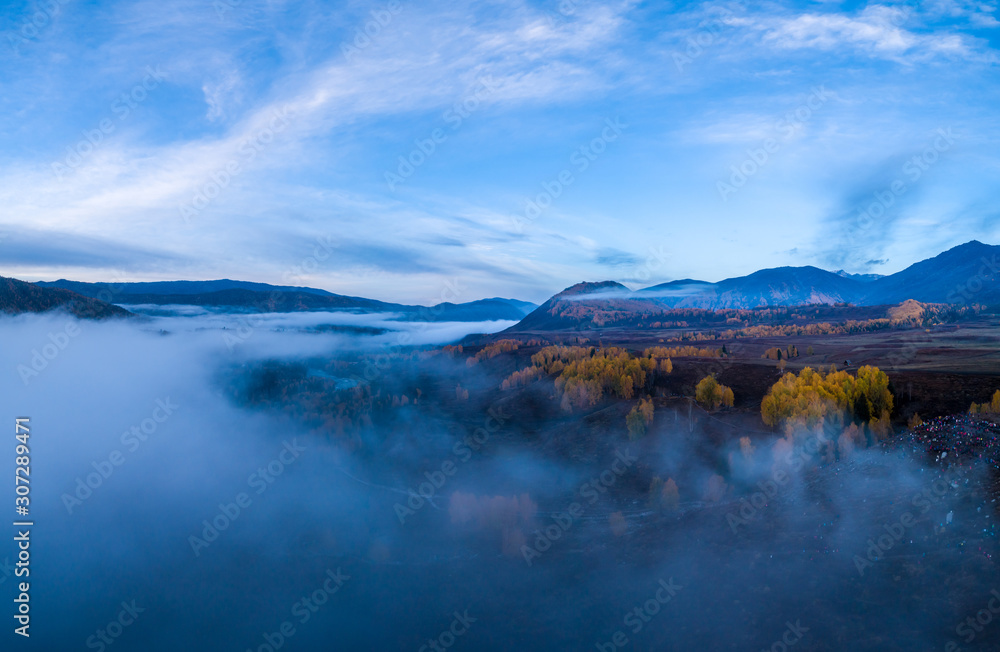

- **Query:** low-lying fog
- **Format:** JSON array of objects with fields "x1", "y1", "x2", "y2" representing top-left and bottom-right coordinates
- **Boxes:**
[{"x1": 0, "y1": 311, "x2": 997, "y2": 651}]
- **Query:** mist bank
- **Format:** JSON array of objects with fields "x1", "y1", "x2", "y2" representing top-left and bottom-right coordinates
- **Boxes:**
[{"x1": 0, "y1": 312, "x2": 996, "y2": 651}]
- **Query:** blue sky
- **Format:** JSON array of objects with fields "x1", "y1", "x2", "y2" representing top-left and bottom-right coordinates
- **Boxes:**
[{"x1": 0, "y1": 0, "x2": 998, "y2": 304}]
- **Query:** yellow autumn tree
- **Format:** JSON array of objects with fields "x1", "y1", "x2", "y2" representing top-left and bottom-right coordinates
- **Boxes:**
[{"x1": 695, "y1": 374, "x2": 734, "y2": 410}]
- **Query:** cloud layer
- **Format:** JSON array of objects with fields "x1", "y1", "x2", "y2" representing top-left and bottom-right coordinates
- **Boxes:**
[{"x1": 0, "y1": 0, "x2": 998, "y2": 302}]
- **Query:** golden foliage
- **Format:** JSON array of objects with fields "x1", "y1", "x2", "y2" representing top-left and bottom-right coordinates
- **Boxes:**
[
  {"x1": 475, "y1": 339, "x2": 520, "y2": 360},
  {"x1": 870, "y1": 409, "x2": 892, "y2": 440},
  {"x1": 500, "y1": 366, "x2": 544, "y2": 390},
  {"x1": 643, "y1": 345, "x2": 722, "y2": 358},
  {"x1": 760, "y1": 365, "x2": 894, "y2": 432},
  {"x1": 762, "y1": 345, "x2": 798, "y2": 360},
  {"x1": 502, "y1": 346, "x2": 656, "y2": 410},
  {"x1": 626, "y1": 397, "x2": 655, "y2": 440},
  {"x1": 970, "y1": 390, "x2": 1000, "y2": 415},
  {"x1": 695, "y1": 374, "x2": 734, "y2": 410}
]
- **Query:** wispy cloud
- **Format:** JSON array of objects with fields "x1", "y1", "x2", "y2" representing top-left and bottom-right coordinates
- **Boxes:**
[
  {"x1": 730, "y1": 3, "x2": 991, "y2": 62},
  {"x1": 0, "y1": 0, "x2": 997, "y2": 300}
]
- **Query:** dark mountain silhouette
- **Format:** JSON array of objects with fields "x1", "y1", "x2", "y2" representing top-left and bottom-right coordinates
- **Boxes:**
[
  {"x1": 0, "y1": 275, "x2": 131, "y2": 319},
  {"x1": 860, "y1": 240, "x2": 1000, "y2": 305},
  {"x1": 37, "y1": 278, "x2": 336, "y2": 297},
  {"x1": 33, "y1": 279, "x2": 535, "y2": 322}
]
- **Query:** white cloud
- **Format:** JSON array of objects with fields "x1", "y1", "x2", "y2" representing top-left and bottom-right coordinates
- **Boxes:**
[{"x1": 731, "y1": 4, "x2": 987, "y2": 61}]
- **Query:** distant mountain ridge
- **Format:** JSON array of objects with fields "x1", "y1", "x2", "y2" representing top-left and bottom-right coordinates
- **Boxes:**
[
  {"x1": 1, "y1": 276, "x2": 131, "y2": 319},
  {"x1": 38, "y1": 278, "x2": 337, "y2": 297},
  {"x1": 33, "y1": 279, "x2": 536, "y2": 323},
  {"x1": 9, "y1": 241, "x2": 998, "y2": 327},
  {"x1": 509, "y1": 240, "x2": 1000, "y2": 331},
  {"x1": 640, "y1": 265, "x2": 861, "y2": 309}
]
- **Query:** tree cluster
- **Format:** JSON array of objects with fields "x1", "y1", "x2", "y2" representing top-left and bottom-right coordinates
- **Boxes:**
[
  {"x1": 970, "y1": 390, "x2": 1000, "y2": 415},
  {"x1": 762, "y1": 345, "x2": 798, "y2": 360},
  {"x1": 501, "y1": 346, "x2": 667, "y2": 411},
  {"x1": 694, "y1": 374, "x2": 734, "y2": 410},
  {"x1": 760, "y1": 365, "x2": 894, "y2": 438},
  {"x1": 642, "y1": 345, "x2": 722, "y2": 358}
]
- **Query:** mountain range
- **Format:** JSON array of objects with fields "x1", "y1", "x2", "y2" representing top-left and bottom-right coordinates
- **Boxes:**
[
  {"x1": 511, "y1": 240, "x2": 1000, "y2": 331},
  {"x1": 4, "y1": 241, "x2": 998, "y2": 327},
  {"x1": 28, "y1": 278, "x2": 536, "y2": 322}
]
